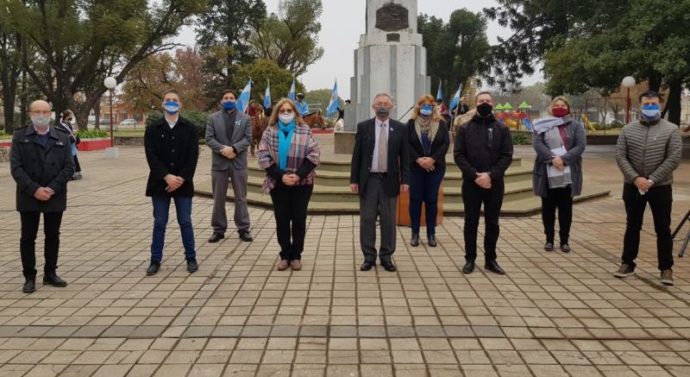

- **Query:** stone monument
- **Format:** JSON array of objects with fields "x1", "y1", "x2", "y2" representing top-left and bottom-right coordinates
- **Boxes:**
[{"x1": 344, "y1": 0, "x2": 431, "y2": 133}]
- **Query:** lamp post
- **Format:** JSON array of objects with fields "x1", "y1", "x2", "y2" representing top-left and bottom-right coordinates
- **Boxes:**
[
  {"x1": 622, "y1": 76, "x2": 636, "y2": 124},
  {"x1": 103, "y1": 76, "x2": 118, "y2": 158}
]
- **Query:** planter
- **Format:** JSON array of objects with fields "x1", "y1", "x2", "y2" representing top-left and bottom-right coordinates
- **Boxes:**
[
  {"x1": 311, "y1": 128, "x2": 334, "y2": 135},
  {"x1": 77, "y1": 137, "x2": 112, "y2": 151},
  {"x1": 0, "y1": 140, "x2": 11, "y2": 148}
]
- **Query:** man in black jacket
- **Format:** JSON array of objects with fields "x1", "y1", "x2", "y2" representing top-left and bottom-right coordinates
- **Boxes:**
[
  {"x1": 10, "y1": 100, "x2": 74, "y2": 293},
  {"x1": 350, "y1": 93, "x2": 410, "y2": 272},
  {"x1": 144, "y1": 90, "x2": 200, "y2": 276},
  {"x1": 454, "y1": 91, "x2": 513, "y2": 275}
]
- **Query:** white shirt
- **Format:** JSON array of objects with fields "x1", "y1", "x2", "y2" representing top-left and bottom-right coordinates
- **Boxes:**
[
  {"x1": 165, "y1": 115, "x2": 179, "y2": 129},
  {"x1": 371, "y1": 118, "x2": 389, "y2": 172}
]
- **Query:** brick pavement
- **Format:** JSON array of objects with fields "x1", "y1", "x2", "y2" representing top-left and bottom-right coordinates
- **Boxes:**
[{"x1": 0, "y1": 139, "x2": 688, "y2": 376}]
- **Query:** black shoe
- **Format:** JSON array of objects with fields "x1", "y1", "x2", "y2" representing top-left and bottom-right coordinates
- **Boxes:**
[
  {"x1": 239, "y1": 230, "x2": 253, "y2": 242},
  {"x1": 381, "y1": 261, "x2": 397, "y2": 272},
  {"x1": 146, "y1": 261, "x2": 161, "y2": 276},
  {"x1": 544, "y1": 242, "x2": 554, "y2": 252},
  {"x1": 208, "y1": 232, "x2": 225, "y2": 243},
  {"x1": 43, "y1": 273, "x2": 67, "y2": 287},
  {"x1": 428, "y1": 235, "x2": 437, "y2": 247},
  {"x1": 485, "y1": 260, "x2": 506, "y2": 275},
  {"x1": 360, "y1": 261, "x2": 375, "y2": 271},
  {"x1": 410, "y1": 233, "x2": 420, "y2": 247},
  {"x1": 187, "y1": 259, "x2": 198, "y2": 273},
  {"x1": 560, "y1": 244, "x2": 571, "y2": 253},
  {"x1": 22, "y1": 278, "x2": 36, "y2": 293},
  {"x1": 462, "y1": 261, "x2": 475, "y2": 274}
]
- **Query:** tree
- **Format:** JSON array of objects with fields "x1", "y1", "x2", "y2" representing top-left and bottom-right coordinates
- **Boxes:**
[
  {"x1": 419, "y1": 9, "x2": 490, "y2": 102},
  {"x1": 0, "y1": 3, "x2": 25, "y2": 133},
  {"x1": 232, "y1": 59, "x2": 304, "y2": 107},
  {"x1": 250, "y1": 0, "x2": 324, "y2": 76},
  {"x1": 7, "y1": 0, "x2": 205, "y2": 130},
  {"x1": 195, "y1": 0, "x2": 266, "y2": 91}
]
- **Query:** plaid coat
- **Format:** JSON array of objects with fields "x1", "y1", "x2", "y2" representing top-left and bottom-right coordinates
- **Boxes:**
[{"x1": 257, "y1": 124, "x2": 320, "y2": 192}]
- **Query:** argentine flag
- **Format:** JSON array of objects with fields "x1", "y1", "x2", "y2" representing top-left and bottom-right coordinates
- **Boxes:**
[
  {"x1": 449, "y1": 83, "x2": 463, "y2": 111},
  {"x1": 326, "y1": 80, "x2": 339, "y2": 116},
  {"x1": 436, "y1": 80, "x2": 443, "y2": 102},
  {"x1": 237, "y1": 79, "x2": 252, "y2": 113},
  {"x1": 288, "y1": 78, "x2": 296, "y2": 101},
  {"x1": 263, "y1": 80, "x2": 271, "y2": 109}
]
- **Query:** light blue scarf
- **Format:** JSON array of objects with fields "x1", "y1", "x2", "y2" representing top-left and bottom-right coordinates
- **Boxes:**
[{"x1": 278, "y1": 120, "x2": 296, "y2": 170}]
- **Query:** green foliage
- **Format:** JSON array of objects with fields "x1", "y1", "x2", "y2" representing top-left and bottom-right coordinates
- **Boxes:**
[
  {"x1": 146, "y1": 110, "x2": 209, "y2": 139},
  {"x1": 419, "y1": 9, "x2": 490, "y2": 100},
  {"x1": 76, "y1": 129, "x2": 108, "y2": 139},
  {"x1": 512, "y1": 133, "x2": 531, "y2": 145},
  {"x1": 304, "y1": 88, "x2": 342, "y2": 114},
  {"x1": 250, "y1": 0, "x2": 324, "y2": 75},
  {"x1": 233, "y1": 59, "x2": 305, "y2": 106}
]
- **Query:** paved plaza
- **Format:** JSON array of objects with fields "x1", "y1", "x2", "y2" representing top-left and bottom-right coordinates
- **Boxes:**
[{"x1": 0, "y1": 137, "x2": 689, "y2": 377}]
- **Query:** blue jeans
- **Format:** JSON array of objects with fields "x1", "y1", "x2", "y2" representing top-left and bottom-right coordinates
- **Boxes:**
[
  {"x1": 151, "y1": 195, "x2": 196, "y2": 263},
  {"x1": 409, "y1": 166, "x2": 445, "y2": 235}
]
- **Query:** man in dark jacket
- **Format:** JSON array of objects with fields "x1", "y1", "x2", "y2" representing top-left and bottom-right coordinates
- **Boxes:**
[
  {"x1": 10, "y1": 100, "x2": 74, "y2": 293},
  {"x1": 454, "y1": 91, "x2": 513, "y2": 275},
  {"x1": 350, "y1": 93, "x2": 410, "y2": 272},
  {"x1": 144, "y1": 90, "x2": 200, "y2": 276}
]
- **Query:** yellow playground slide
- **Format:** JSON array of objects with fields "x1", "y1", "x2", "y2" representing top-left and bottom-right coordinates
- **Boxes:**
[{"x1": 581, "y1": 114, "x2": 597, "y2": 132}]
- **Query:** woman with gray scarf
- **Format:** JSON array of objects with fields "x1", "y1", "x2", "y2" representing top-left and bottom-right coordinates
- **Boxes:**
[
  {"x1": 407, "y1": 94, "x2": 450, "y2": 247},
  {"x1": 532, "y1": 96, "x2": 586, "y2": 253}
]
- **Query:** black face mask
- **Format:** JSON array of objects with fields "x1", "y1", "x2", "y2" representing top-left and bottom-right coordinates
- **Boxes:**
[{"x1": 477, "y1": 103, "x2": 493, "y2": 117}]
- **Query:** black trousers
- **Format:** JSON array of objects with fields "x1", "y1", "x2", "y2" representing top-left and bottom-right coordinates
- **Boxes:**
[
  {"x1": 73, "y1": 155, "x2": 81, "y2": 173},
  {"x1": 270, "y1": 185, "x2": 313, "y2": 261},
  {"x1": 462, "y1": 180, "x2": 504, "y2": 262},
  {"x1": 20, "y1": 211, "x2": 64, "y2": 278},
  {"x1": 622, "y1": 184, "x2": 674, "y2": 271},
  {"x1": 541, "y1": 186, "x2": 573, "y2": 245}
]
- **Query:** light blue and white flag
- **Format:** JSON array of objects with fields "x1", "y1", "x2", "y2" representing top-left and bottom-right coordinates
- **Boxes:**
[
  {"x1": 326, "y1": 80, "x2": 339, "y2": 116},
  {"x1": 449, "y1": 83, "x2": 463, "y2": 111},
  {"x1": 263, "y1": 80, "x2": 271, "y2": 109},
  {"x1": 287, "y1": 78, "x2": 296, "y2": 101},
  {"x1": 237, "y1": 79, "x2": 252, "y2": 113},
  {"x1": 436, "y1": 80, "x2": 443, "y2": 102}
]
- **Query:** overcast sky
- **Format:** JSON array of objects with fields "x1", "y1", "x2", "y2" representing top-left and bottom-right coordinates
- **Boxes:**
[{"x1": 175, "y1": 0, "x2": 541, "y2": 96}]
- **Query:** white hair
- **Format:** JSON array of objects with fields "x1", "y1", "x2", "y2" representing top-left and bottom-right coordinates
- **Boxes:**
[{"x1": 372, "y1": 93, "x2": 394, "y2": 104}]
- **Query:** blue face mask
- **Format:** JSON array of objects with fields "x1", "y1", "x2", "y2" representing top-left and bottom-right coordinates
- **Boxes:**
[
  {"x1": 163, "y1": 101, "x2": 180, "y2": 114},
  {"x1": 223, "y1": 100, "x2": 237, "y2": 111},
  {"x1": 641, "y1": 104, "x2": 661, "y2": 121},
  {"x1": 420, "y1": 104, "x2": 434, "y2": 117}
]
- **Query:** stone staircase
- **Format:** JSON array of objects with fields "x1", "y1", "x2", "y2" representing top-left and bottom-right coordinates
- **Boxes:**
[{"x1": 195, "y1": 155, "x2": 610, "y2": 216}]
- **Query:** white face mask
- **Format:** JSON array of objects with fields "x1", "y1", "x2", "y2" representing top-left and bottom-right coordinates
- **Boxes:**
[
  {"x1": 279, "y1": 113, "x2": 295, "y2": 124},
  {"x1": 32, "y1": 115, "x2": 51, "y2": 128}
]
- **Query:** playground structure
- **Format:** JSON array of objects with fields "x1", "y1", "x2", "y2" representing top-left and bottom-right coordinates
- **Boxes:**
[{"x1": 495, "y1": 101, "x2": 535, "y2": 131}]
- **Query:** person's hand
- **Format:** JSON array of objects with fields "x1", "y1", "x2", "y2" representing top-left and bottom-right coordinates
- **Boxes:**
[
  {"x1": 418, "y1": 157, "x2": 435, "y2": 171},
  {"x1": 33, "y1": 187, "x2": 52, "y2": 201},
  {"x1": 221, "y1": 146, "x2": 236, "y2": 159},
  {"x1": 350, "y1": 183, "x2": 359, "y2": 193},
  {"x1": 165, "y1": 175, "x2": 184, "y2": 192},
  {"x1": 287, "y1": 174, "x2": 300, "y2": 186},
  {"x1": 475, "y1": 172, "x2": 492, "y2": 189},
  {"x1": 634, "y1": 177, "x2": 653, "y2": 192},
  {"x1": 401, "y1": 184, "x2": 409, "y2": 193},
  {"x1": 552, "y1": 156, "x2": 565, "y2": 170}
]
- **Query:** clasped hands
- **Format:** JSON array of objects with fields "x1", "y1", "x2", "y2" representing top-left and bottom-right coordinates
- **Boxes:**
[
  {"x1": 634, "y1": 176, "x2": 654, "y2": 193},
  {"x1": 282, "y1": 173, "x2": 300, "y2": 186},
  {"x1": 220, "y1": 146, "x2": 236, "y2": 160},
  {"x1": 551, "y1": 156, "x2": 566, "y2": 170},
  {"x1": 33, "y1": 187, "x2": 55, "y2": 201},
  {"x1": 417, "y1": 157, "x2": 435, "y2": 172},
  {"x1": 164, "y1": 174, "x2": 185, "y2": 193}
]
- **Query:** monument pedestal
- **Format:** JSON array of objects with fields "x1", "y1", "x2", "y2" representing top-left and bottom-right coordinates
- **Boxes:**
[{"x1": 334, "y1": 131, "x2": 356, "y2": 154}]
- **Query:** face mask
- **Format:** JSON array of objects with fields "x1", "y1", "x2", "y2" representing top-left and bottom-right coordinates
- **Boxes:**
[
  {"x1": 420, "y1": 104, "x2": 433, "y2": 117},
  {"x1": 376, "y1": 107, "x2": 390, "y2": 118},
  {"x1": 552, "y1": 107, "x2": 570, "y2": 118},
  {"x1": 69, "y1": 119, "x2": 76, "y2": 126},
  {"x1": 163, "y1": 101, "x2": 180, "y2": 114},
  {"x1": 32, "y1": 115, "x2": 51, "y2": 128},
  {"x1": 641, "y1": 104, "x2": 661, "y2": 121},
  {"x1": 477, "y1": 103, "x2": 493, "y2": 117},
  {"x1": 279, "y1": 113, "x2": 295, "y2": 124},
  {"x1": 223, "y1": 100, "x2": 236, "y2": 111}
]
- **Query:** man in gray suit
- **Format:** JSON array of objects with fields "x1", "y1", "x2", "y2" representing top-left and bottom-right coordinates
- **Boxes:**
[{"x1": 205, "y1": 89, "x2": 253, "y2": 243}]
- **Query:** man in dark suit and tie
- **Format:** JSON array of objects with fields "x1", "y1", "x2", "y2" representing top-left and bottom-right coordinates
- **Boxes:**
[{"x1": 350, "y1": 93, "x2": 410, "y2": 272}]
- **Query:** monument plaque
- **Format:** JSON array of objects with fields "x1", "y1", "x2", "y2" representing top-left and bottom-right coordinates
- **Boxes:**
[{"x1": 376, "y1": 3, "x2": 409, "y2": 31}]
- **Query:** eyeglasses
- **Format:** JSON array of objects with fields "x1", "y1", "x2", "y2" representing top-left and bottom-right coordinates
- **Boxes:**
[{"x1": 279, "y1": 109, "x2": 294, "y2": 114}]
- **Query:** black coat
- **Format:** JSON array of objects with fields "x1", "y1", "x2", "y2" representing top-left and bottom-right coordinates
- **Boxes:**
[
  {"x1": 406, "y1": 119, "x2": 450, "y2": 169},
  {"x1": 144, "y1": 117, "x2": 199, "y2": 197},
  {"x1": 350, "y1": 118, "x2": 410, "y2": 197},
  {"x1": 10, "y1": 126, "x2": 75, "y2": 213},
  {"x1": 453, "y1": 114, "x2": 513, "y2": 181}
]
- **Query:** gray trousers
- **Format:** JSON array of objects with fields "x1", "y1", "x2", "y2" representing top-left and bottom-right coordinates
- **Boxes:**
[
  {"x1": 360, "y1": 175, "x2": 397, "y2": 262},
  {"x1": 211, "y1": 168, "x2": 250, "y2": 234}
]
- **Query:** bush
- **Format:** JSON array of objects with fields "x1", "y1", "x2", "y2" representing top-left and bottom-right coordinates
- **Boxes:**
[
  {"x1": 512, "y1": 134, "x2": 531, "y2": 145},
  {"x1": 76, "y1": 129, "x2": 108, "y2": 138},
  {"x1": 146, "y1": 110, "x2": 209, "y2": 139}
]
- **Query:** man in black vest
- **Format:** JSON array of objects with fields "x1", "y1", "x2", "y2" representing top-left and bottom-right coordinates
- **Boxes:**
[
  {"x1": 454, "y1": 91, "x2": 513, "y2": 275},
  {"x1": 350, "y1": 93, "x2": 410, "y2": 272},
  {"x1": 144, "y1": 89, "x2": 200, "y2": 276},
  {"x1": 10, "y1": 100, "x2": 74, "y2": 293}
]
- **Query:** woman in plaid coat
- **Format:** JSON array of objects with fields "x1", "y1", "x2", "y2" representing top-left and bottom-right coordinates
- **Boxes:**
[{"x1": 257, "y1": 98, "x2": 321, "y2": 271}]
